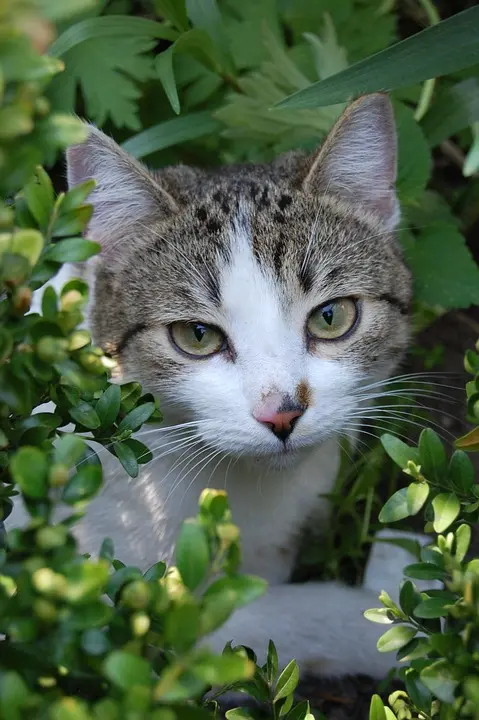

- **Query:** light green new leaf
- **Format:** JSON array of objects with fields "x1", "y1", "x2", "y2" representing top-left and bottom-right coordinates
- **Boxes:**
[
  {"x1": 432, "y1": 493, "x2": 460, "y2": 533},
  {"x1": 277, "y1": 7, "x2": 479, "y2": 109},
  {"x1": 407, "y1": 227, "x2": 479, "y2": 310},
  {"x1": 274, "y1": 659, "x2": 300, "y2": 703},
  {"x1": 369, "y1": 695, "x2": 386, "y2": 720},
  {"x1": 176, "y1": 519, "x2": 209, "y2": 591},
  {"x1": 407, "y1": 483, "x2": 429, "y2": 516},
  {"x1": 379, "y1": 488, "x2": 409, "y2": 523},
  {"x1": 377, "y1": 626, "x2": 416, "y2": 653},
  {"x1": 455, "y1": 523, "x2": 472, "y2": 562}
]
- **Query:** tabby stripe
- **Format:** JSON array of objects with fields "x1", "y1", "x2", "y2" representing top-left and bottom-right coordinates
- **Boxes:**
[
  {"x1": 377, "y1": 293, "x2": 409, "y2": 315},
  {"x1": 117, "y1": 322, "x2": 148, "y2": 355}
]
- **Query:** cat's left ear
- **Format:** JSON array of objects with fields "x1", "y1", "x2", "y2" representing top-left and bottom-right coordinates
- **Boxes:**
[
  {"x1": 66, "y1": 125, "x2": 178, "y2": 256},
  {"x1": 302, "y1": 94, "x2": 399, "y2": 230}
]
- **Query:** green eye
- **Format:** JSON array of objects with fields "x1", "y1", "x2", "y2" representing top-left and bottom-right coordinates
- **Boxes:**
[
  {"x1": 169, "y1": 322, "x2": 225, "y2": 357},
  {"x1": 307, "y1": 298, "x2": 358, "y2": 340}
]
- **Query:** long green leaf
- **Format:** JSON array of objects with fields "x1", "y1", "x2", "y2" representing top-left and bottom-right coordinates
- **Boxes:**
[
  {"x1": 422, "y1": 78, "x2": 479, "y2": 147},
  {"x1": 121, "y1": 111, "x2": 222, "y2": 159},
  {"x1": 276, "y1": 7, "x2": 479, "y2": 109},
  {"x1": 49, "y1": 16, "x2": 178, "y2": 57}
]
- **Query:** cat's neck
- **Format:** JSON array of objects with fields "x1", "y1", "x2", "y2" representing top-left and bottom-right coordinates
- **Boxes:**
[{"x1": 73, "y1": 430, "x2": 340, "y2": 583}]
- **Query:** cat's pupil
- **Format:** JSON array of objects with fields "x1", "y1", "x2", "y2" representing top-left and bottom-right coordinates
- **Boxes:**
[
  {"x1": 322, "y1": 304, "x2": 335, "y2": 326},
  {"x1": 193, "y1": 324, "x2": 207, "y2": 342}
]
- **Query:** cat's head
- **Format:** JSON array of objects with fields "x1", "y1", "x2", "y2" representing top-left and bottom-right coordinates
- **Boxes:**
[{"x1": 67, "y1": 94, "x2": 411, "y2": 462}]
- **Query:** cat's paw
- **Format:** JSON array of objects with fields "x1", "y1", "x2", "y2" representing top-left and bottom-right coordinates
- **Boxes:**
[{"x1": 364, "y1": 528, "x2": 441, "y2": 602}]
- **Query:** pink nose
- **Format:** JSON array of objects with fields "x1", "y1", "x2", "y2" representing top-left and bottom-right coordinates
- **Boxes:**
[{"x1": 253, "y1": 395, "x2": 306, "y2": 442}]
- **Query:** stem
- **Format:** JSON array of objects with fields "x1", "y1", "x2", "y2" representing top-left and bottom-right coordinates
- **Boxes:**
[{"x1": 414, "y1": 0, "x2": 440, "y2": 122}]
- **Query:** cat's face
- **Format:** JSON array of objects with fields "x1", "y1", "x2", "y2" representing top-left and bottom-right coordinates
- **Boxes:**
[{"x1": 68, "y1": 94, "x2": 411, "y2": 463}]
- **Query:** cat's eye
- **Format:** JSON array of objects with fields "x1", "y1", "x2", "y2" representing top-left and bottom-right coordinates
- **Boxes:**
[
  {"x1": 169, "y1": 321, "x2": 226, "y2": 358},
  {"x1": 307, "y1": 298, "x2": 358, "y2": 340}
]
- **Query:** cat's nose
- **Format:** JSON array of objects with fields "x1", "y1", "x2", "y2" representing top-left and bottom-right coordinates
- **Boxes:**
[{"x1": 253, "y1": 396, "x2": 305, "y2": 442}]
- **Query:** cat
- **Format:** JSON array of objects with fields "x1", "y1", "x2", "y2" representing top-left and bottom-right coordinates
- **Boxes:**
[{"x1": 14, "y1": 93, "x2": 421, "y2": 679}]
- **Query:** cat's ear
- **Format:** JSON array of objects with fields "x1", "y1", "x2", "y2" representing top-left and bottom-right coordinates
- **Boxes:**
[
  {"x1": 302, "y1": 94, "x2": 399, "y2": 230},
  {"x1": 66, "y1": 125, "x2": 178, "y2": 253}
]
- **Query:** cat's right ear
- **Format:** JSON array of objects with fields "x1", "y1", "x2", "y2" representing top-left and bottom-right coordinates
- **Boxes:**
[{"x1": 66, "y1": 125, "x2": 178, "y2": 255}]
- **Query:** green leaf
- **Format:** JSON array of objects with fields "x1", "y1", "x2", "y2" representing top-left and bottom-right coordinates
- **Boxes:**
[
  {"x1": 50, "y1": 35, "x2": 156, "y2": 131},
  {"x1": 24, "y1": 167, "x2": 54, "y2": 229},
  {"x1": 10, "y1": 447, "x2": 48, "y2": 499},
  {"x1": 46, "y1": 238, "x2": 100, "y2": 263},
  {"x1": 414, "y1": 596, "x2": 451, "y2": 619},
  {"x1": 285, "y1": 701, "x2": 311, "y2": 720},
  {"x1": 50, "y1": 16, "x2": 178, "y2": 56},
  {"x1": 378, "y1": 488, "x2": 409, "y2": 523},
  {"x1": 277, "y1": 7, "x2": 479, "y2": 109},
  {"x1": 113, "y1": 442, "x2": 139, "y2": 478},
  {"x1": 99, "y1": 538, "x2": 115, "y2": 563},
  {"x1": 124, "y1": 439, "x2": 152, "y2": 465},
  {"x1": 419, "y1": 429, "x2": 447, "y2": 481},
  {"x1": 69, "y1": 401, "x2": 101, "y2": 430},
  {"x1": 154, "y1": 0, "x2": 189, "y2": 31},
  {"x1": 62, "y1": 464, "x2": 102, "y2": 504},
  {"x1": 54, "y1": 434, "x2": 86, "y2": 467},
  {"x1": 377, "y1": 626, "x2": 416, "y2": 653},
  {"x1": 432, "y1": 493, "x2": 460, "y2": 533},
  {"x1": 116, "y1": 402, "x2": 156, "y2": 434},
  {"x1": 41, "y1": 286, "x2": 58, "y2": 319},
  {"x1": 422, "y1": 78, "x2": 479, "y2": 148},
  {"x1": 403, "y1": 563, "x2": 445, "y2": 581},
  {"x1": 399, "y1": 580, "x2": 422, "y2": 616},
  {"x1": 274, "y1": 659, "x2": 300, "y2": 703},
  {"x1": 0, "y1": 329, "x2": 13, "y2": 364},
  {"x1": 407, "y1": 227, "x2": 479, "y2": 310},
  {"x1": 420, "y1": 659, "x2": 459, "y2": 704},
  {"x1": 0, "y1": 672, "x2": 28, "y2": 716},
  {"x1": 82, "y1": 628, "x2": 110, "y2": 656},
  {"x1": 121, "y1": 111, "x2": 223, "y2": 160},
  {"x1": 448, "y1": 450, "x2": 475, "y2": 492},
  {"x1": 369, "y1": 695, "x2": 386, "y2": 720},
  {"x1": 164, "y1": 603, "x2": 200, "y2": 651},
  {"x1": 176, "y1": 519, "x2": 209, "y2": 591},
  {"x1": 407, "y1": 483, "x2": 429, "y2": 515},
  {"x1": 267, "y1": 639, "x2": 279, "y2": 683},
  {"x1": 192, "y1": 653, "x2": 253, "y2": 685},
  {"x1": 61, "y1": 179, "x2": 96, "y2": 213},
  {"x1": 156, "y1": 47, "x2": 180, "y2": 114},
  {"x1": 404, "y1": 669, "x2": 432, "y2": 713},
  {"x1": 381, "y1": 434, "x2": 420, "y2": 468},
  {"x1": 396, "y1": 637, "x2": 431, "y2": 662},
  {"x1": 455, "y1": 523, "x2": 471, "y2": 562},
  {"x1": 10, "y1": 230, "x2": 44, "y2": 266},
  {"x1": 103, "y1": 651, "x2": 151, "y2": 690},
  {"x1": 96, "y1": 384, "x2": 121, "y2": 428},
  {"x1": 203, "y1": 574, "x2": 267, "y2": 607},
  {"x1": 395, "y1": 102, "x2": 432, "y2": 203}
]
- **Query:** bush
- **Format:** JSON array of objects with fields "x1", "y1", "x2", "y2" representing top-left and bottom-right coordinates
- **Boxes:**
[{"x1": 1, "y1": 0, "x2": 479, "y2": 718}]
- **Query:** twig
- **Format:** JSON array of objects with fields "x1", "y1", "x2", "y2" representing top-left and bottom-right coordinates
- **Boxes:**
[
  {"x1": 440, "y1": 140, "x2": 466, "y2": 170},
  {"x1": 414, "y1": 0, "x2": 440, "y2": 121}
]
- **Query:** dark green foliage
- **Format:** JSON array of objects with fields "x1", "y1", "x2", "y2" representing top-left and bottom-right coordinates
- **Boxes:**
[{"x1": 2, "y1": 1, "x2": 479, "y2": 718}]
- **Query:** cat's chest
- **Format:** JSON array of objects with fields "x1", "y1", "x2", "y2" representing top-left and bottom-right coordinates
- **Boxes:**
[{"x1": 72, "y1": 437, "x2": 340, "y2": 584}]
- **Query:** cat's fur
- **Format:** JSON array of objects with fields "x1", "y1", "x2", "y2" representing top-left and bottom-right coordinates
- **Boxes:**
[{"x1": 17, "y1": 94, "x2": 417, "y2": 678}]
